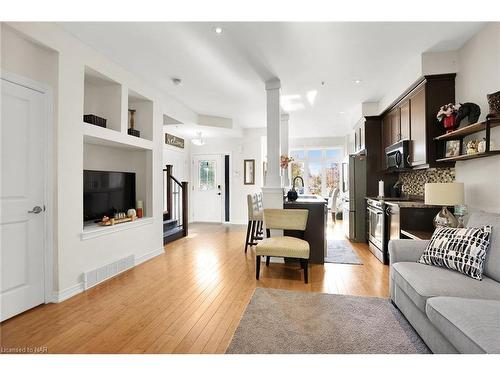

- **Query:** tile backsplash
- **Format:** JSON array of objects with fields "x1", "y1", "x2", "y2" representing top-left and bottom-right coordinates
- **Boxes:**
[{"x1": 399, "y1": 168, "x2": 455, "y2": 197}]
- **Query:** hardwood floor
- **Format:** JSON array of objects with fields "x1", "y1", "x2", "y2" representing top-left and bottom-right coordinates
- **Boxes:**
[{"x1": 0, "y1": 220, "x2": 388, "y2": 354}]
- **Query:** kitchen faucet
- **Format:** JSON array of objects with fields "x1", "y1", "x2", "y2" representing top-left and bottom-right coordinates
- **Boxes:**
[{"x1": 292, "y1": 176, "x2": 304, "y2": 190}]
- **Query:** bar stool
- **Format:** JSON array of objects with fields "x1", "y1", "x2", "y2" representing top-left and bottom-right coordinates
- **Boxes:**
[
  {"x1": 255, "y1": 193, "x2": 264, "y2": 237},
  {"x1": 245, "y1": 194, "x2": 263, "y2": 253}
]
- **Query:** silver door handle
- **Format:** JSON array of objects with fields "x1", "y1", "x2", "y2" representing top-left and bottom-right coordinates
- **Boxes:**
[{"x1": 28, "y1": 206, "x2": 43, "y2": 214}]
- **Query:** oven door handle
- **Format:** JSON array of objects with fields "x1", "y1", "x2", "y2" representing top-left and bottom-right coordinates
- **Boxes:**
[{"x1": 367, "y1": 207, "x2": 383, "y2": 215}]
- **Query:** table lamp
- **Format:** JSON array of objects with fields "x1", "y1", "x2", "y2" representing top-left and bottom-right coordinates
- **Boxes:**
[{"x1": 424, "y1": 182, "x2": 465, "y2": 228}]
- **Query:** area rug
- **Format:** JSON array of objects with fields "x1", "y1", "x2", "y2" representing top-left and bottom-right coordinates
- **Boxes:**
[
  {"x1": 324, "y1": 240, "x2": 363, "y2": 265},
  {"x1": 226, "y1": 288, "x2": 430, "y2": 354}
]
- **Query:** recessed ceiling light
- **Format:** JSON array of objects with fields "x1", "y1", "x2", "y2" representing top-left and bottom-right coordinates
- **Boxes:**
[
  {"x1": 191, "y1": 132, "x2": 205, "y2": 146},
  {"x1": 339, "y1": 111, "x2": 345, "y2": 114},
  {"x1": 354, "y1": 79, "x2": 362, "y2": 84},
  {"x1": 172, "y1": 78, "x2": 182, "y2": 86},
  {"x1": 214, "y1": 27, "x2": 223, "y2": 34},
  {"x1": 306, "y1": 90, "x2": 318, "y2": 106},
  {"x1": 281, "y1": 94, "x2": 305, "y2": 112}
]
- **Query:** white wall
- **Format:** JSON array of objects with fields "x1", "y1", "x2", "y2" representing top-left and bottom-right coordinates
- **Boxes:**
[
  {"x1": 190, "y1": 128, "x2": 265, "y2": 225},
  {"x1": 455, "y1": 23, "x2": 500, "y2": 214},
  {"x1": 162, "y1": 131, "x2": 191, "y2": 182},
  {"x1": 2, "y1": 22, "x2": 199, "y2": 298},
  {"x1": 289, "y1": 136, "x2": 346, "y2": 151}
]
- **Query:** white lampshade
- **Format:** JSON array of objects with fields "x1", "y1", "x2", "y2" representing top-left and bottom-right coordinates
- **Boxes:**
[{"x1": 425, "y1": 183, "x2": 465, "y2": 206}]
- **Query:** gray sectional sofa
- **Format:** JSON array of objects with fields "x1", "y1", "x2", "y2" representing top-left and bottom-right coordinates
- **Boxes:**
[{"x1": 389, "y1": 211, "x2": 500, "y2": 354}]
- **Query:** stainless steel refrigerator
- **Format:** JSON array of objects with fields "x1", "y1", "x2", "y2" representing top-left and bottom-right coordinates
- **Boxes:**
[{"x1": 343, "y1": 154, "x2": 366, "y2": 242}]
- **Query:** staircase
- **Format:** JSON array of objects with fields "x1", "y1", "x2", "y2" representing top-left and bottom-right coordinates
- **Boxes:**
[{"x1": 163, "y1": 165, "x2": 188, "y2": 244}]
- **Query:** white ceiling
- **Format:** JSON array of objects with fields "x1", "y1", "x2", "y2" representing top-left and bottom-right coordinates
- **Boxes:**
[{"x1": 60, "y1": 22, "x2": 484, "y2": 138}]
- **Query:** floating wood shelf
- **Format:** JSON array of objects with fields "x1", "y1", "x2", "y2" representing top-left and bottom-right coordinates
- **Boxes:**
[
  {"x1": 436, "y1": 150, "x2": 500, "y2": 162},
  {"x1": 434, "y1": 118, "x2": 500, "y2": 140}
]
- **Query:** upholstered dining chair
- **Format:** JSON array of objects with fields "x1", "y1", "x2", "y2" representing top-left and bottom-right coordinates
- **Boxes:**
[
  {"x1": 256, "y1": 208, "x2": 310, "y2": 283},
  {"x1": 329, "y1": 187, "x2": 340, "y2": 222},
  {"x1": 245, "y1": 194, "x2": 263, "y2": 253}
]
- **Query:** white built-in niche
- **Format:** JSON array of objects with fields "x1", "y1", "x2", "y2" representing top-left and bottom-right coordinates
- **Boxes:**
[
  {"x1": 82, "y1": 65, "x2": 155, "y2": 237},
  {"x1": 84, "y1": 66, "x2": 122, "y2": 132},
  {"x1": 128, "y1": 89, "x2": 154, "y2": 141}
]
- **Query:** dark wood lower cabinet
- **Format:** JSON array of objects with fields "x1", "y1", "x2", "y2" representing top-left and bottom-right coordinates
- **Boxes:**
[{"x1": 284, "y1": 199, "x2": 327, "y2": 264}]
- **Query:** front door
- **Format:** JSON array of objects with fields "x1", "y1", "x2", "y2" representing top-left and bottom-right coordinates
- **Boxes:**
[
  {"x1": 1, "y1": 78, "x2": 47, "y2": 321},
  {"x1": 191, "y1": 154, "x2": 223, "y2": 223}
]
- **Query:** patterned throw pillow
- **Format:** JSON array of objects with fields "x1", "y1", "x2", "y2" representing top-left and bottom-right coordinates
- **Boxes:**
[{"x1": 419, "y1": 226, "x2": 492, "y2": 280}]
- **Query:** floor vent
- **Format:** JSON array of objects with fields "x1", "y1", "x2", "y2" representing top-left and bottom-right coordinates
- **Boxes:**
[{"x1": 83, "y1": 255, "x2": 135, "y2": 290}]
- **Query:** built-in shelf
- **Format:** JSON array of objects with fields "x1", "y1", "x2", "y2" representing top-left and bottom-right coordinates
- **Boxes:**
[
  {"x1": 436, "y1": 150, "x2": 500, "y2": 162},
  {"x1": 83, "y1": 122, "x2": 153, "y2": 150},
  {"x1": 84, "y1": 67, "x2": 122, "y2": 132},
  {"x1": 434, "y1": 118, "x2": 500, "y2": 141},
  {"x1": 128, "y1": 89, "x2": 154, "y2": 142},
  {"x1": 81, "y1": 217, "x2": 154, "y2": 240}
]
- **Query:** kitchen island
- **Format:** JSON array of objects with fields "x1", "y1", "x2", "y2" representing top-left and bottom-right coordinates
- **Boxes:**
[{"x1": 284, "y1": 196, "x2": 328, "y2": 264}]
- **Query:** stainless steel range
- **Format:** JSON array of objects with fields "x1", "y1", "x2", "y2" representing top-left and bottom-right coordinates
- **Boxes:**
[{"x1": 366, "y1": 198, "x2": 388, "y2": 264}]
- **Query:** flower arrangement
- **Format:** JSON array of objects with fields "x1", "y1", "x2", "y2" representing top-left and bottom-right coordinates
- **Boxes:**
[
  {"x1": 280, "y1": 155, "x2": 294, "y2": 169},
  {"x1": 436, "y1": 103, "x2": 459, "y2": 133}
]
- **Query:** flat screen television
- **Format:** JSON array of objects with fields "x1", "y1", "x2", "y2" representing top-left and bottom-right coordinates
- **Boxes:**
[{"x1": 83, "y1": 170, "x2": 136, "y2": 222}]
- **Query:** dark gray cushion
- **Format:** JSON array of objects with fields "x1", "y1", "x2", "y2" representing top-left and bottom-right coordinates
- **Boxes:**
[
  {"x1": 468, "y1": 212, "x2": 500, "y2": 282},
  {"x1": 426, "y1": 297, "x2": 500, "y2": 354},
  {"x1": 392, "y1": 262, "x2": 500, "y2": 312}
]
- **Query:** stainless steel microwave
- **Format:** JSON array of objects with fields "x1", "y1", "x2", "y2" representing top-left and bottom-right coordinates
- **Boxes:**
[{"x1": 385, "y1": 140, "x2": 411, "y2": 170}]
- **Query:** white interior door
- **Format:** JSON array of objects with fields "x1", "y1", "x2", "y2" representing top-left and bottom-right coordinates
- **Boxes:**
[
  {"x1": 1, "y1": 78, "x2": 46, "y2": 322},
  {"x1": 191, "y1": 154, "x2": 223, "y2": 223}
]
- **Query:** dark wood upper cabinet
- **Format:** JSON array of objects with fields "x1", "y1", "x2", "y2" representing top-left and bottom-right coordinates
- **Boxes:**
[
  {"x1": 409, "y1": 86, "x2": 426, "y2": 166},
  {"x1": 399, "y1": 100, "x2": 410, "y2": 141},
  {"x1": 389, "y1": 108, "x2": 401, "y2": 144},
  {"x1": 380, "y1": 74, "x2": 455, "y2": 169},
  {"x1": 382, "y1": 114, "x2": 392, "y2": 164}
]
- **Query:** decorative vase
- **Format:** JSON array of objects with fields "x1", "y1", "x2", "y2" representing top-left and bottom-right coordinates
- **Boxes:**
[
  {"x1": 128, "y1": 109, "x2": 141, "y2": 137},
  {"x1": 433, "y1": 206, "x2": 459, "y2": 228},
  {"x1": 477, "y1": 138, "x2": 487, "y2": 153},
  {"x1": 287, "y1": 188, "x2": 298, "y2": 202},
  {"x1": 487, "y1": 90, "x2": 500, "y2": 119}
]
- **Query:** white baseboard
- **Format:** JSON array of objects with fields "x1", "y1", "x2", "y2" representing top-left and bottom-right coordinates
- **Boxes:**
[
  {"x1": 229, "y1": 220, "x2": 247, "y2": 225},
  {"x1": 49, "y1": 247, "x2": 164, "y2": 304},
  {"x1": 135, "y1": 247, "x2": 165, "y2": 266},
  {"x1": 51, "y1": 282, "x2": 85, "y2": 303}
]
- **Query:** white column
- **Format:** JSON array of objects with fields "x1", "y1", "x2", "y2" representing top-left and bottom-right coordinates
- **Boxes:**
[
  {"x1": 280, "y1": 113, "x2": 290, "y2": 188},
  {"x1": 262, "y1": 78, "x2": 283, "y2": 209}
]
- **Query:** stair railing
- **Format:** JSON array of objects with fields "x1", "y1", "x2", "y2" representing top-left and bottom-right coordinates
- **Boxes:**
[{"x1": 164, "y1": 165, "x2": 188, "y2": 238}]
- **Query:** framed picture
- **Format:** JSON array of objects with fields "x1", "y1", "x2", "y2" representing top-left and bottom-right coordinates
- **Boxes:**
[
  {"x1": 244, "y1": 159, "x2": 255, "y2": 185},
  {"x1": 445, "y1": 140, "x2": 461, "y2": 158}
]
